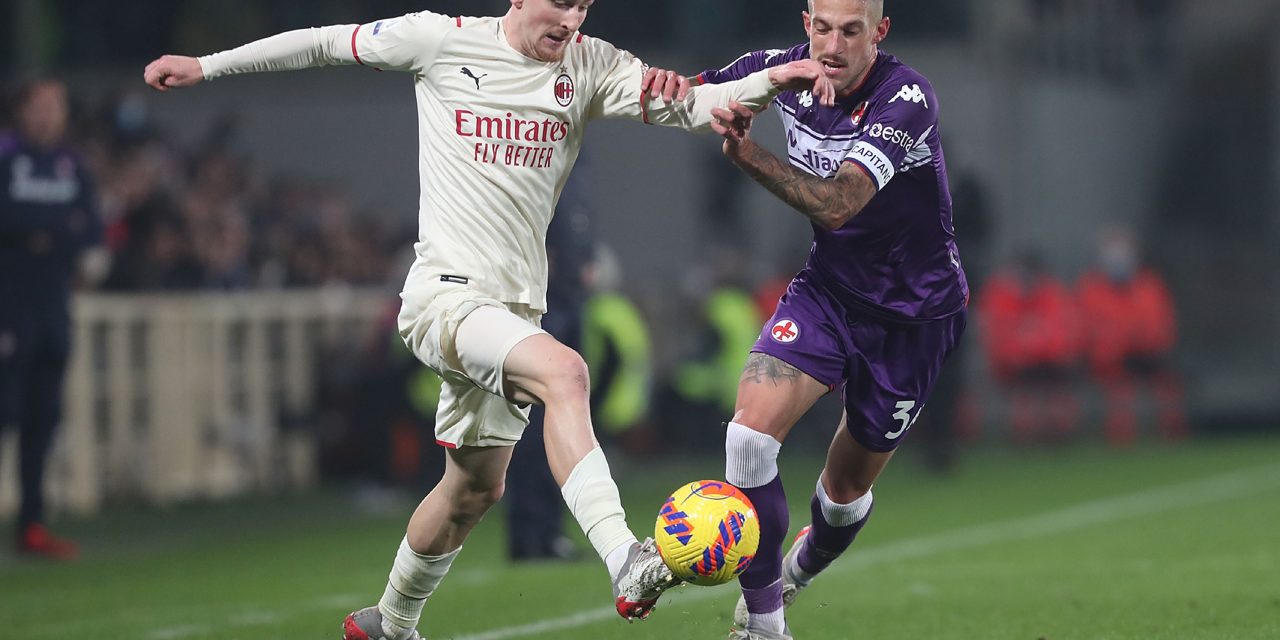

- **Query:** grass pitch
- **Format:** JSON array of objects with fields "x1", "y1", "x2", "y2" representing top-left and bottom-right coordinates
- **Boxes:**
[{"x1": 3, "y1": 434, "x2": 1278, "y2": 639}]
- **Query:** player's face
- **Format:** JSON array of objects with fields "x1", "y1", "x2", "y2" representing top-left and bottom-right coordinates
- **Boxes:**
[
  {"x1": 509, "y1": 0, "x2": 593, "y2": 62},
  {"x1": 17, "y1": 82, "x2": 69, "y2": 149},
  {"x1": 804, "y1": 0, "x2": 890, "y2": 97}
]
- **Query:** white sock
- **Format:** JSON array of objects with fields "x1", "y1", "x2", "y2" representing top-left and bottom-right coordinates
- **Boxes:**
[
  {"x1": 748, "y1": 607, "x2": 786, "y2": 633},
  {"x1": 816, "y1": 480, "x2": 873, "y2": 527},
  {"x1": 784, "y1": 543, "x2": 814, "y2": 587},
  {"x1": 604, "y1": 542, "x2": 632, "y2": 579},
  {"x1": 788, "y1": 481, "x2": 874, "y2": 585},
  {"x1": 725, "y1": 421, "x2": 782, "y2": 488},
  {"x1": 561, "y1": 447, "x2": 638, "y2": 581},
  {"x1": 377, "y1": 537, "x2": 461, "y2": 634}
]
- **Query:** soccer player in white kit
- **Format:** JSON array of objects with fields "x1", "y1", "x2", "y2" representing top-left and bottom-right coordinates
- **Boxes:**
[{"x1": 144, "y1": 1, "x2": 834, "y2": 638}]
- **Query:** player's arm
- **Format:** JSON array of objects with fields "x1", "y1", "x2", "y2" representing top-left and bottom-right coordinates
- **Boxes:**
[
  {"x1": 144, "y1": 13, "x2": 451, "y2": 91},
  {"x1": 589, "y1": 43, "x2": 833, "y2": 131},
  {"x1": 639, "y1": 48, "x2": 784, "y2": 104},
  {"x1": 713, "y1": 103, "x2": 876, "y2": 231},
  {"x1": 638, "y1": 62, "x2": 833, "y2": 131},
  {"x1": 144, "y1": 26, "x2": 358, "y2": 90}
]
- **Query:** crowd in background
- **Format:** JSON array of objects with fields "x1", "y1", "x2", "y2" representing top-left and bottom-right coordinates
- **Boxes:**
[
  {"x1": 59, "y1": 90, "x2": 412, "y2": 292},
  {"x1": 975, "y1": 231, "x2": 1187, "y2": 448}
]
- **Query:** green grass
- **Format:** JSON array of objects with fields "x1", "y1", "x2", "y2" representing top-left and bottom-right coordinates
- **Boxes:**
[{"x1": 3, "y1": 435, "x2": 1279, "y2": 639}]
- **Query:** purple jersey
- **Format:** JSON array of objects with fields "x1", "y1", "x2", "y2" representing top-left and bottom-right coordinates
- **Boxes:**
[{"x1": 699, "y1": 45, "x2": 967, "y2": 321}]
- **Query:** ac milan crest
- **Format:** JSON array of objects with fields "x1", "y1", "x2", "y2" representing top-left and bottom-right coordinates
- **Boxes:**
[
  {"x1": 770, "y1": 319, "x2": 800, "y2": 344},
  {"x1": 554, "y1": 73, "x2": 575, "y2": 107}
]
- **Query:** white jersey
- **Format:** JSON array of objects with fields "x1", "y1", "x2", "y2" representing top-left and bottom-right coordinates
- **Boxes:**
[{"x1": 199, "y1": 11, "x2": 779, "y2": 310}]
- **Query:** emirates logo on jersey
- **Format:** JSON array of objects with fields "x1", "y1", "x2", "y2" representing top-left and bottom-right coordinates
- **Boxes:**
[{"x1": 554, "y1": 73, "x2": 575, "y2": 107}]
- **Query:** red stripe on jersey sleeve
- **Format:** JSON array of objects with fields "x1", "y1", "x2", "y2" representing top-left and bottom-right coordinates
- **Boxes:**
[{"x1": 351, "y1": 24, "x2": 364, "y2": 65}]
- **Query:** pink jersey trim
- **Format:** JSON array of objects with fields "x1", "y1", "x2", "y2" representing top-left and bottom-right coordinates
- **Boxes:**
[
  {"x1": 456, "y1": 16, "x2": 463, "y2": 27},
  {"x1": 351, "y1": 24, "x2": 364, "y2": 65}
]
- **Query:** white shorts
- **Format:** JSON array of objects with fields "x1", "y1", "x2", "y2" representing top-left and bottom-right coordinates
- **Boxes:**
[{"x1": 399, "y1": 277, "x2": 546, "y2": 449}]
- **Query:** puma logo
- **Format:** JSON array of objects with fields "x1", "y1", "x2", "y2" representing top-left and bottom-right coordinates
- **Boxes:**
[{"x1": 460, "y1": 67, "x2": 487, "y2": 89}]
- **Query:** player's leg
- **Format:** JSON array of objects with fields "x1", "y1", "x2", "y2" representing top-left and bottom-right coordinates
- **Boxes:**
[
  {"x1": 779, "y1": 309, "x2": 967, "y2": 603},
  {"x1": 350, "y1": 293, "x2": 542, "y2": 639},
  {"x1": 784, "y1": 417, "x2": 885, "y2": 588},
  {"x1": 15, "y1": 312, "x2": 78, "y2": 559},
  {"x1": 347, "y1": 442, "x2": 513, "y2": 640},
  {"x1": 728, "y1": 274, "x2": 848, "y2": 637},
  {"x1": 0, "y1": 313, "x2": 24, "y2": 549},
  {"x1": 729, "y1": 353, "x2": 829, "y2": 636},
  {"x1": 501, "y1": 329, "x2": 676, "y2": 618}
]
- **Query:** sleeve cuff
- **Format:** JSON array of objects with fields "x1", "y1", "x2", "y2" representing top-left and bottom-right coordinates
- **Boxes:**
[{"x1": 195, "y1": 55, "x2": 217, "y2": 80}]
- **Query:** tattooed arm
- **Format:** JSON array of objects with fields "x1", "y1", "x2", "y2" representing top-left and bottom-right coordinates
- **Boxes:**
[
  {"x1": 711, "y1": 103, "x2": 877, "y2": 231},
  {"x1": 739, "y1": 353, "x2": 805, "y2": 387}
]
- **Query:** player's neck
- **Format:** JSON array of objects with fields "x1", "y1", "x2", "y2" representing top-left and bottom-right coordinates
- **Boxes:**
[
  {"x1": 840, "y1": 48, "x2": 879, "y2": 99},
  {"x1": 500, "y1": 14, "x2": 547, "y2": 62},
  {"x1": 499, "y1": 14, "x2": 528, "y2": 59}
]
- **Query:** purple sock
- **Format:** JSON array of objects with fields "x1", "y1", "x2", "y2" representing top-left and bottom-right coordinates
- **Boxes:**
[
  {"x1": 741, "y1": 579, "x2": 784, "y2": 616},
  {"x1": 797, "y1": 494, "x2": 873, "y2": 576},
  {"x1": 738, "y1": 474, "x2": 788, "y2": 594}
]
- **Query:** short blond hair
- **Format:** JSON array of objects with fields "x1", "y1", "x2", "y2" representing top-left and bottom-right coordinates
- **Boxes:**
[{"x1": 808, "y1": 0, "x2": 884, "y2": 21}]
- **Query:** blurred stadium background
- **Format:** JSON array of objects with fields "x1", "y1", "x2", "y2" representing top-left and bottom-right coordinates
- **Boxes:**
[{"x1": 2, "y1": 1, "x2": 1279, "y2": 638}]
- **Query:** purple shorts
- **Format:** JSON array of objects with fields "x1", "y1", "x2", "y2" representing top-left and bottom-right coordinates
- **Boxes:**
[{"x1": 752, "y1": 270, "x2": 967, "y2": 452}]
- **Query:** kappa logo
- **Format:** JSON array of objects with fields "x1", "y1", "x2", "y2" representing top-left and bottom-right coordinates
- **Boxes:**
[
  {"x1": 460, "y1": 67, "x2": 487, "y2": 89},
  {"x1": 798, "y1": 90, "x2": 814, "y2": 108},
  {"x1": 770, "y1": 319, "x2": 800, "y2": 344},
  {"x1": 889, "y1": 83, "x2": 929, "y2": 108},
  {"x1": 763, "y1": 49, "x2": 788, "y2": 63}
]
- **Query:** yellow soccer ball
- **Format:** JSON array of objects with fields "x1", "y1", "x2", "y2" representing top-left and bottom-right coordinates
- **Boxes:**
[{"x1": 654, "y1": 480, "x2": 760, "y2": 586}]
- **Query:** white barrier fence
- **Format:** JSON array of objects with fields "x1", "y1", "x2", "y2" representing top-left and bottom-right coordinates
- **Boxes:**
[{"x1": 0, "y1": 289, "x2": 390, "y2": 518}]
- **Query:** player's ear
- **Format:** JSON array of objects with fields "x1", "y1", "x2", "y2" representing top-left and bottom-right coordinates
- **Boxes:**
[
  {"x1": 802, "y1": 11, "x2": 813, "y2": 37},
  {"x1": 872, "y1": 16, "x2": 890, "y2": 44},
  {"x1": 511, "y1": 0, "x2": 524, "y2": 10}
]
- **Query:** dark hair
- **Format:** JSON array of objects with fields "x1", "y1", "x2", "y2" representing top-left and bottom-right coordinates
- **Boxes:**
[{"x1": 5, "y1": 76, "x2": 65, "y2": 125}]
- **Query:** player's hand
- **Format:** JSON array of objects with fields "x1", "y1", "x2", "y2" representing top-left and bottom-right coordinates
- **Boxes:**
[
  {"x1": 767, "y1": 59, "x2": 836, "y2": 106},
  {"x1": 711, "y1": 101, "x2": 756, "y2": 158},
  {"x1": 144, "y1": 55, "x2": 205, "y2": 92},
  {"x1": 641, "y1": 66, "x2": 693, "y2": 103}
]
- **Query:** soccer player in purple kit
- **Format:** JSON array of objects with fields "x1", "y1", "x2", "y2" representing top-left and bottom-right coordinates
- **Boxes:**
[{"x1": 646, "y1": 1, "x2": 968, "y2": 637}]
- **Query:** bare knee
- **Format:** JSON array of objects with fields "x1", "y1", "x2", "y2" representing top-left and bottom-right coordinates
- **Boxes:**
[
  {"x1": 449, "y1": 480, "x2": 505, "y2": 525},
  {"x1": 822, "y1": 476, "x2": 872, "y2": 504},
  {"x1": 538, "y1": 348, "x2": 590, "y2": 407}
]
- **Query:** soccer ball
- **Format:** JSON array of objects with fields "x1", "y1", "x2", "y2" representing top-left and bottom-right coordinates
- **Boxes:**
[{"x1": 654, "y1": 480, "x2": 760, "y2": 586}]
